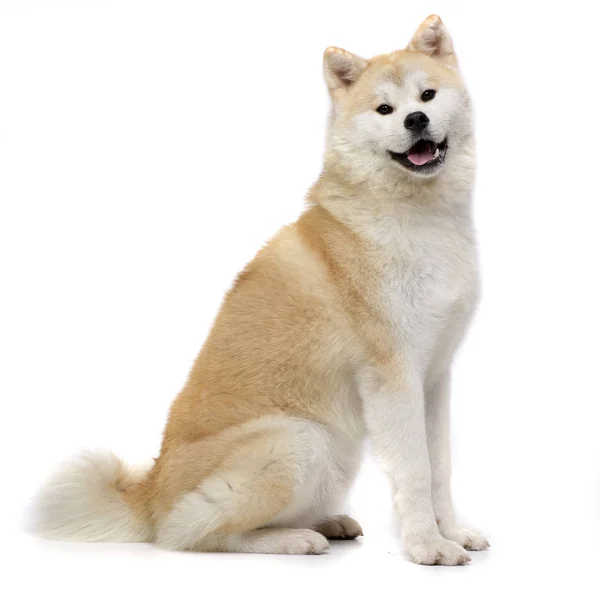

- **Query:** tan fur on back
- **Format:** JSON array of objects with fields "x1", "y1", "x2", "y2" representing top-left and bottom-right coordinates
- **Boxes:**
[{"x1": 129, "y1": 204, "x2": 366, "y2": 518}]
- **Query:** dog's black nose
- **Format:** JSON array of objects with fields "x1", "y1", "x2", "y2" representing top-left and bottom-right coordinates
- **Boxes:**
[{"x1": 404, "y1": 111, "x2": 430, "y2": 132}]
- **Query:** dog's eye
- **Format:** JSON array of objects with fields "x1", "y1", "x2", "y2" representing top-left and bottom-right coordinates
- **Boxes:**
[
  {"x1": 421, "y1": 89, "x2": 436, "y2": 102},
  {"x1": 376, "y1": 104, "x2": 394, "y2": 115}
]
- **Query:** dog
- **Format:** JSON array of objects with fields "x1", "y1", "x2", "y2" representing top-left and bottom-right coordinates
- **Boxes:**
[{"x1": 33, "y1": 15, "x2": 489, "y2": 566}]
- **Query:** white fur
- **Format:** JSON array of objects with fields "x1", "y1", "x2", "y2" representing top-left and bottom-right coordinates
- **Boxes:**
[
  {"x1": 332, "y1": 189, "x2": 481, "y2": 563},
  {"x1": 32, "y1": 451, "x2": 153, "y2": 542}
]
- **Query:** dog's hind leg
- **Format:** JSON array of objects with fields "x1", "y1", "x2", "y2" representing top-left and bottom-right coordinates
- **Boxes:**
[
  {"x1": 189, "y1": 527, "x2": 330, "y2": 555},
  {"x1": 154, "y1": 416, "x2": 332, "y2": 554}
]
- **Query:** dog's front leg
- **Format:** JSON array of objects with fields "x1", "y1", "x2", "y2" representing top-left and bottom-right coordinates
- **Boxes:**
[
  {"x1": 426, "y1": 371, "x2": 489, "y2": 551},
  {"x1": 359, "y1": 366, "x2": 470, "y2": 566}
]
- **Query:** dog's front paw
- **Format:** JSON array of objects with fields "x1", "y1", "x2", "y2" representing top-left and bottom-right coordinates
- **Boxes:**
[
  {"x1": 406, "y1": 537, "x2": 471, "y2": 566},
  {"x1": 440, "y1": 526, "x2": 489, "y2": 551}
]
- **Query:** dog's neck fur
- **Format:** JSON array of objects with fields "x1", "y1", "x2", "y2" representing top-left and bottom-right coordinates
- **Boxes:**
[{"x1": 311, "y1": 134, "x2": 477, "y2": 245}]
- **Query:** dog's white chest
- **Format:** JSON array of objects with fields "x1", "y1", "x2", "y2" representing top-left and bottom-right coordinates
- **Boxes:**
[{"x1": 376, "y1": 215, "x2": 479, "y2": 368}]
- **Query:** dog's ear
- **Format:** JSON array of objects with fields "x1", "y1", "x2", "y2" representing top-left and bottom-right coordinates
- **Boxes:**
[
  {"x1": 323, "y1": 47, "x2": 368, "y2": 98},
  {"x1": 406, "y1": 15, "x2": 457, "y2": 67}
]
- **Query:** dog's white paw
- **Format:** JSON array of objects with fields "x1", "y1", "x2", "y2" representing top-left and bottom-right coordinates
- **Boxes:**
[
  {"x1": 406, "y1": 537, "x2": 471, "y2": 566},
  {"x1": 278, "y1": 529, "x2": 330, "y2": 554},
  {"x1": 440, "y1": 526, "x2": 490, "y2": 551}
]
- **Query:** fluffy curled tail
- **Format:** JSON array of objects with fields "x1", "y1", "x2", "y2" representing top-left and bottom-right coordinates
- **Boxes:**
[{"x1": 32, "y1": 451, "x2": 153, "y2": 543}]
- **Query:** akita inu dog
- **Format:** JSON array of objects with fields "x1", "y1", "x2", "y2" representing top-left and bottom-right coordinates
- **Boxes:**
[{"x1": 34, "y1": 15, "x2": 489, "y2": 566}]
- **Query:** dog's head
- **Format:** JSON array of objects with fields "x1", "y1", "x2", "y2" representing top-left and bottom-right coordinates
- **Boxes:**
[{"x1": 323, "y1": 15, "x2": 472, "y2": 181}]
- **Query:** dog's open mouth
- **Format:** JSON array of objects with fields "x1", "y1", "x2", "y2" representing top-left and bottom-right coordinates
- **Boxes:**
[{"x1": 388, "y1": 138, "x2": 448, "y2": 172}]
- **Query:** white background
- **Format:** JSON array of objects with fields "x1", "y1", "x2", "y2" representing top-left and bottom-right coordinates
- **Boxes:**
[{"x1": 1, "y1": 0, "x2": 599, "y2": 597}]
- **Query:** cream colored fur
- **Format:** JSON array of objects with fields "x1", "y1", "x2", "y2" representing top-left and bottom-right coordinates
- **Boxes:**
[
  {"x1": 33, "y1": 451, "x2": 153, "y2": 542},
  {"x1": 33, "y1": 15, "x2": 488, "y2": 565}
]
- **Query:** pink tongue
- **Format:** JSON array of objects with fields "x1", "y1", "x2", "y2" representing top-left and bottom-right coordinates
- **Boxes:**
[{"x1": 407, "y1": 146, "x2": 434, "y2": 166}]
